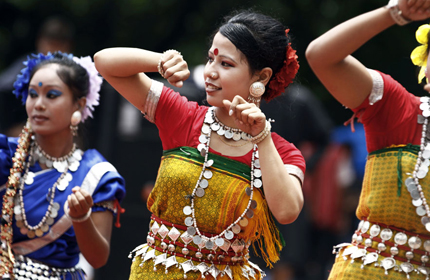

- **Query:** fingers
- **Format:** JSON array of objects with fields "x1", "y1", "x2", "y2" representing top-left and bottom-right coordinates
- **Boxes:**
[
  {"x1": 68, "y1": 187, "x2": 93, "y2": 217},
  {"x1": 424, "y1": 83, "x2": 430, "y2": 92},
  {"x1": 224, "y1": 96, "x2": 266, "y2": 135},
  {"x1": 402, "y1": 0, "x2": 430, "y2": 18},
  {"x1": 161, "y1": 52, "x2": 190, "y2": 87}
]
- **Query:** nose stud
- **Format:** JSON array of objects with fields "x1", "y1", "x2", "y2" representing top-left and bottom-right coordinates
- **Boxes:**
[{"x1": 210, "y1": 72, "x2": 217, "y2": 79}]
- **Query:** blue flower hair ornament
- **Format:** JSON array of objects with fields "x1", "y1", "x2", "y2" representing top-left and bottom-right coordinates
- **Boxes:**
[{"x1": 13, "y1": 52, "x2": 55, "y2": 105}]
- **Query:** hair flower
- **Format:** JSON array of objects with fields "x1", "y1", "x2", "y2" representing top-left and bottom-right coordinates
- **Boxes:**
[
  {"x1": 13, "y1": 53, "x2": 55, "y2": 104},
  {"x1": 266, "y1": 38, "x2": 299, "y2": 101},
  {"x1": 73, "y1": 56, "x2": 102, "y2": 121},
  {"x1": 411, "y1": 24, "x2": 430, "y2": 83}
]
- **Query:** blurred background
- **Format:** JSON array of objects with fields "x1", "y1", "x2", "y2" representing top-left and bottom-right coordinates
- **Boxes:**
[{"x1": 0, "y1": 0, "x2": 427, "y2": 279}]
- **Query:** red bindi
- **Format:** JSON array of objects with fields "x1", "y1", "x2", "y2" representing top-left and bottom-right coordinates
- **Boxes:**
[{"x1": 214, "y1": 48, "x2": 219, "y2": 56}]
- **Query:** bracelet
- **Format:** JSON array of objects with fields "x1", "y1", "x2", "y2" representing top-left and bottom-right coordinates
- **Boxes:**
[
  {"x1": 249, "y1": 120, "x2": 272, "y2": 145},
  {"x1": 157, "y1": 49, "x2": 181, "y2": 78},
  {"x1": 385, "y1": 0, "x2": 411, "y2": 26},
  {"x1": 64, "y1": 201, "x2": 92, "y2": 223}
]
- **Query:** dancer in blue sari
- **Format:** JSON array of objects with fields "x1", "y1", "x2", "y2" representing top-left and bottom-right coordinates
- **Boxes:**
[{"x1": 0, "y1": 52, "x2": 126, "y2": 279}]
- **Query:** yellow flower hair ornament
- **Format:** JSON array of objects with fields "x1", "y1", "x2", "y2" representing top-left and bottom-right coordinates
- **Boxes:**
[{"x1": 411, "y1": 24, "x2": 430, "y2": 84}]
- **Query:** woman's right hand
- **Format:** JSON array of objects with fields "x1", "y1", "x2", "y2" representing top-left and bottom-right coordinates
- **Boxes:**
[
  {"x1": 400, "y1": 0, "x2": 430, "y2": 21},
  {"x1": 159, "y1": 51, "x2": 190, "y2": 88}
]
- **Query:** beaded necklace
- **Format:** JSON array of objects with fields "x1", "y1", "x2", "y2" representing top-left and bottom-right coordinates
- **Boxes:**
[
  {"x1": 15, "y1": 139, "x2": 83, "y2": 239},
  {"x1": 406, "y1": 96, "x2": 430, "y2": 232},
  {"x1": 182, "y1": 107, "x2": 261, "y2": 249}
]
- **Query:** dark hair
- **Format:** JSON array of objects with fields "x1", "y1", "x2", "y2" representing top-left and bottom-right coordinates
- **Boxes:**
[
  {"x1": 37, "y1": 16, "x2": 75, "y2": 42},
  {"x1": 30, "y1": 52, "x2": 89, "y2": 101},
  {"x1": 216, "y1": 11, "x2": 290, "y2": 99}
]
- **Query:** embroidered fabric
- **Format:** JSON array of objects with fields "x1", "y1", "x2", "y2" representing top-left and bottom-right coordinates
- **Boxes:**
[
  {"x1": 285, "y1": 164, "x2": 304, "y2": 185},
  {"x1": 367, "y1": 69, "x2": 384, "y2": 105},
  {"x1": 142, "y1": 80, "x2": 164, "y2": 123},
  {"x1": 94, "y1": 200, "x2": 115, "y2": 213}
]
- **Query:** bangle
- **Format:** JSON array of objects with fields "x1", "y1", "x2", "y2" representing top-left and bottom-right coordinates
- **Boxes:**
[
  {"x1": 249, "y1": 120, "x2": 272, "y2": 145},
  {"x1": 64, "y1": 201, "x2": 92, "y2": 223},
  {"x1": 385, "y1": 0, "x2": 411, "y2": 26},
  {"x1": 157, "y1": 49, "x2": 181, "y2": 78}
]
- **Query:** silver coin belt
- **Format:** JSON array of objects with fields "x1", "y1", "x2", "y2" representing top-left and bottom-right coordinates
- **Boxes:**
[
  {"x1": 128, "y1": 216, "x2": 264, "y2": 279},
  {"x1": 333, "y1": 219, "x2": 430, "y2": 279},
  {"x1": 11, "y1": 255, "x2": 85, "y2": 280}
]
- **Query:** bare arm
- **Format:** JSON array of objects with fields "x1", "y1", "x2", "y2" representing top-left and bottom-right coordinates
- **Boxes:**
[
  {"x1": 67, "y1": 187, "x2": 113, "y2": 268},
  {"x1": 306, "y1": 0, "x2": 430, "y2": 109},
  {"x1": 224, "y1": 97, "x2": 303, "y2": 224},
  {"x1": 257, "y1": 135, "x2": 303, "y2": 224},
  {"x1": 94, "y1": 48, "x2": 190, "y2": 111}
]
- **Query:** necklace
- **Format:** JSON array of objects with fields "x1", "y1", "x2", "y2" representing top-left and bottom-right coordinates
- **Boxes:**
[
  {"x1": 217, "y1": 134, "x2": 251, "y2": 147},
  {"x1": 15, "y1": 139, "x2": 83, "y2": 238},
  {"x1": 182, "y1": 107, "x2": 261, "y2": 249},
  {"x1": 406, "y1": 96, "x2": 430, "y2": 232},
  {"x1": 33, "y1": 141, "x2": 82, "y2": 173},
  {"x1": 205, "y1": 109, "x2": 252, "y2": 141}
]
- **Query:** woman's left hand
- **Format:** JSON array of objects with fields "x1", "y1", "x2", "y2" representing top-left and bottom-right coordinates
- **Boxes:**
[
  {"x1": 67, "y1": 186, "x2": 93, "y2": 219},
  {"x1": 223, "y1": 95, "x2": 266, "y2": 136}
]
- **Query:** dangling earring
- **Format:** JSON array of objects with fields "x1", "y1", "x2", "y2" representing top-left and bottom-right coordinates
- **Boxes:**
[
  {"x1": 248, "y1": 82, "x2": 265, "y2": 105},
  {"x1": 70, "y1": 111, "x2": 82, "y2": 136}
]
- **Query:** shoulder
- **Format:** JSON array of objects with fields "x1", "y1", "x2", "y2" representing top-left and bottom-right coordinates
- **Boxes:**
[{"x1": 271, "y1": 132, "x2": 306, "y2": 169}]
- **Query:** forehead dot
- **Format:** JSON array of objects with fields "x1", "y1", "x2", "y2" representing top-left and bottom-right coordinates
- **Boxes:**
[
  {"x1": 214, "y1": 48, "x2": 219, "y2": 56},
  {"x1": 38, "y1": 82, "x2": 43, "y2": 87}
]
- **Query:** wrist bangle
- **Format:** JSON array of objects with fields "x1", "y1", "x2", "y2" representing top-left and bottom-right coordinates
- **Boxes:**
[
  {"x1": 249, "y1": 120, "x2": 272, "y2": 145},
  {"x1": 64, "y1": 201, "x2": 92, "y2": 223},
  {"x1": 385, "y1": 0, "x2": 411, "y2": 26},
  {"x1": 157, "y1": 49, "x2": 181, "y2": 78}
]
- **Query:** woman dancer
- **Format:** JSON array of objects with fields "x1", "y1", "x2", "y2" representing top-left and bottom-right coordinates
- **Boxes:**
[
  {"x1": 95, "y1": 10, "x2": 305, "y2": 280},
  {"x1": 306, "y1": 0, "x2": 430, "y2": 279},
  {"x1": 0, "y1": 52, "x2": 126, "y2": 279}
]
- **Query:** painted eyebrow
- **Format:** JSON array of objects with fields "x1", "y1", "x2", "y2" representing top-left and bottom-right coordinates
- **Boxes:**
[{"x1": 208, "y1": 50, "x2": 238, "y2": 64}]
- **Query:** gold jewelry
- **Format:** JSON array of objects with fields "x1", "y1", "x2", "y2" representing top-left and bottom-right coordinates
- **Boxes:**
[
  {"x1": 0, "y1": 121, "x2": 33, "y2": 276},
  {"x1": 217, "y1": 133, "x2": 251, "y2": 147}
]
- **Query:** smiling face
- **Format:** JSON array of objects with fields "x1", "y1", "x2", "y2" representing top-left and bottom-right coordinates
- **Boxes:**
[
  {"x1": 26, "y1": 63, "x2": 80, "y2": 137},
  {"x1": 204, "y1": 32, "x2": 259, "y2": 108}
]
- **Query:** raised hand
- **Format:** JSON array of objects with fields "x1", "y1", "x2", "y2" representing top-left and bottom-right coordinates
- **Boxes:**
[
  {"x1": 223, "y1": 95, "x2": 266, "y2": 137},
  {"x1": 399, "y1": 0, "x2": 430, "y2": 20},
  {"x1": 67, "y1": 186, "x2": 93, "y2": 220},
  {"x1": 159, "y1": 51, "x2": 190, "y2": 88}
]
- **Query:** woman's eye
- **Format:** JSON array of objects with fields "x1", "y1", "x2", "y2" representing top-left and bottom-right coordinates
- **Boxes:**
[
  {"x1": 29, "y1": 89, "x2": 38, "y2": 98},
  {"x1": 47, "y1": 90, "x2": 63, "y2": 98},
  {"x1": 222, "y1": 61, "x2": 232, "y2": 67},
  {"x1": 207, "y1": 56, "x2": 214, "y2": 63}
]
